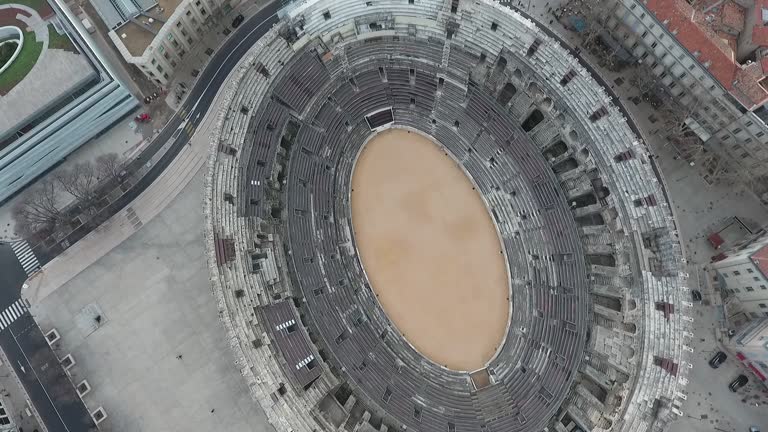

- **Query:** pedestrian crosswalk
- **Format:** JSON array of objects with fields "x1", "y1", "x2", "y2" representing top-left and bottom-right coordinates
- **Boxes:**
[
  {"x1": 0, "y1": 299, "x2": 29, "y2": 331},
  {"x1": 10, "y1": 240, "x2": 40, "y2": 276}
]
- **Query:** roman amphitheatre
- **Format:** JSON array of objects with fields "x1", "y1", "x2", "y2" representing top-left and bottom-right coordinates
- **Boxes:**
[{"x1": 204, "y1": 0, "x2": 691, "y2": 431}]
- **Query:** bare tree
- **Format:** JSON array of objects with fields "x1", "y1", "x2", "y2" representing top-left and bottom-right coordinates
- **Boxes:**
[
  {"x1": 95, "y1": 153, "x2": 125, "y2": 183},
  {"x1": 12, "y1": 180, "x2": 65, "y2": 236},
  {"x1": 54, "y1": 161, "x2": 100, "y2": 205}
]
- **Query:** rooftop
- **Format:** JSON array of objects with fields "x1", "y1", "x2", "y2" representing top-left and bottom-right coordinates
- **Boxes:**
[
  {"x1": 0, "y1": 3, "x2": 96, "y2": 143},
  {"x1": 645, "y1": 0, "x2": 768, "y2": 109},
  {"x1": 751, "y1": 243, "x2": 768, "y2": 279},
  {"x1": 114, "y1": 0, "x2": 184, "y2": 57}
]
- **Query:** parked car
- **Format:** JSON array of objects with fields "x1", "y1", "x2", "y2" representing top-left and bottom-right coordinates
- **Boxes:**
[
  {"x1": 232, "y1": 14, "x2": 245, "y2": 28},
  {"x1": 691, "y1": 289, "x2": 702, "y2": 301},
  {"x1": 709, "y1": 351, "x2": 727, "y2": 368},
  {"x1": 729, "y1": 374, "x2": 748, "y2": 392},
  {"x1": 749, "y1": 426, "x2": 760, "y2": 432}
]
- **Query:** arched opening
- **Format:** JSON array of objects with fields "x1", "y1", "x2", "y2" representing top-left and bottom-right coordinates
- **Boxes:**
[
  {"x1": 569, "y1": 193, "x2": 597, "y2": 208},
  {"x1": 513, "y1": 68, "x2": 523, "y2": 80},
  {"x1": 593, "y1": 293, "x2": 622, "y2": 312},
  {"x1": 623, "y1": 322, "x2": 637, "y2": 334},
  {"x1": 521, "y1": 109, "x2": 544, "y2": 132},
  {"x1": 552, "y1": 157, "x2": 578, "y2": 174},
  {"x1": 527, "y1": 81, "x2": 541, "y2": 95},
  {"x1": 568, "y1": 130, "x2": 578, "y2": 141},
  {"x1": 494, "y1": 56, "x2": 507, "y2": 75},
  {"x1": 543, "y1": 140, "x2": 568, "y2": 159},
  {"x1": 540, "y1": 97, "x2": 553, "y2": 111},
  {"x1": 575, "y1": 213, "x2": 604, "y2": 226},
  {"x1": 497, "y1": 82, "x2": 517, "y2": 106},
  {"x1": 586, "y1": 254, "x2": 616, "y2": 267}
]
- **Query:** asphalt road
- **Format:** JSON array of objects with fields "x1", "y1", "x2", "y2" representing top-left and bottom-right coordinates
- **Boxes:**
[{"x1": 0, "y1": 3, "x2": 282, "y2": 430}]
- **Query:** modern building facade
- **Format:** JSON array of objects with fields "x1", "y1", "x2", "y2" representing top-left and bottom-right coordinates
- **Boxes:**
[
  {"x1": 728, "y1": 317, "x2": 768, "y2": 384},
  {"x1": 605, "y1": 0, "x2": 768, "y2": 203},
  {"x1": 712, "y1": 229, "x2": 768, "y2": 323},
  {"x1": 0, "y1": 0, "x2": 138, "y2": 204},
  {"x1": 101, "y1": 0, "x2": 230, "y2": 86}
]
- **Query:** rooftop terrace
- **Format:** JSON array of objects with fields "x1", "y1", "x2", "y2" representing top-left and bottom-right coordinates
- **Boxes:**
[{"x1": 114, "y1": 0, "x2": 182, "y2": 57}]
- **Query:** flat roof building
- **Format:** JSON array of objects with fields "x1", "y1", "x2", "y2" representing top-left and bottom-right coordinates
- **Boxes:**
[
  {"x1": 713, "y1": 229, "x2": 768, "y2": 325},
  {"x1": 728, "y1": 317, "x2": 768, "y2": 386},
  {"x1": 607, "y1": 0, "x2": 768, "y2": 203},
  {"x1": 99, "y1": 0, "x2": 231, "y2": 86},
  {"x1": 0, "y1": 0, "x2": 137, "y2": 203}
]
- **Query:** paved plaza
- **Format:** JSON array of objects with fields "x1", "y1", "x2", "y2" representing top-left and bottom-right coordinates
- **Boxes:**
[{"x1": 27, "y1": 171, "x2": 273, "y2": 432}]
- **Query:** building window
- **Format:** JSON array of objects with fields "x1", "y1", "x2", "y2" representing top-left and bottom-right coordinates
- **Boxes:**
[
  {"x1": 650, "y1": 41, "x2": 658, "y2": 49},
  {"x1": 752, "y1": 312, "x2": 760, "y2": 318},
  {"x1": 741, "y1": 152, "x2": 750, "y2": 159},
  {"x1": 734, "y1": 271, "x2": 741, "y2": 275},
  {"x1": 755, "y1": 277, "x2": 761, "y2": 281},
  {"x1": 735, "y1": 288, "x2": 741, "y2": 293},
  {"x1": 746, "y1": 121, "x2": 753, "y2": 127},
  {"x1": 723, "y1": 273, "x2": 729, "y2": 278},
  {"x1": 157, "y1": 64, "x2": 164, "y2": 73},
  {"x1": 201, "y1": 8, "x2": 207, "y2": 15},
  {"x1": 748, "y1": 268, "x2": 755, "y2": 273},
  {"x1": 761, "y1": 285, "x2": 767, "y2": 290},
  {"x1": 733, "y1": 128, "x2": 742, "y2": 134},
  {"x1": 171, "y1": 60, "x2": 177, "y2": 67},
  {"x1": 163, "y1": 72, "x2": 169, "y2": 79},
  {"x1": 760, "y1": 303, "x2": 768, "y2": 309},
  {"x1": 630, "y1": 3, "x2": 636, "y2": 9},
  {"x1": 176, "y1": 21, "x2": 182, "y2": 28},
  {"x1": 746, "y1": 286, "x2": 755, "y2": 292},
  {"x1": 195, "y1": 0, "x2": 200, "y2": 4},
  {"x1": 641, "y1": 30, "x2": 648, "y2": 38},
  {"x1": 186, "y1": 10, "x2": 192, "y2": 16}
]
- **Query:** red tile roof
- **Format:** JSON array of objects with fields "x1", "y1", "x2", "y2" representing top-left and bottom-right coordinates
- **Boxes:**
[
  {"x1": 646, "y1": 0, "x2": 768, "y2": 109},
  {"x1": 752, "y1": 243, "x2": 768, "y2": 280},
  {"x1": 721, "y1": 1, "x2": 745, "y2": 32},
  {"x1": 750, "y1": 0, "x2": 768, "y2": 47}
]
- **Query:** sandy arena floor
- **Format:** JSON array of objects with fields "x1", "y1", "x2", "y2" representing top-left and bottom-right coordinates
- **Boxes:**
[{"x1": 351, "y1": 128, "x2": 509, "y2": 372}]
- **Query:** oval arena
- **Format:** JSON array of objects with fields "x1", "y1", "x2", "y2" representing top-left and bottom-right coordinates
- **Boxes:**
[{"x1": 203, "y1": 1, "x2": 691, "y2": 431}]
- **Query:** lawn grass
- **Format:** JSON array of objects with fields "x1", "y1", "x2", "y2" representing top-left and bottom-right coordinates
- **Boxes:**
[
  {"x1": 47, "y1": 25, "x2": 78, "y2": 53},
  {"x1": 0, "y1": 30, "x2": 43, "y2": 94},
  {"x1": 0, "y1": 0, "x2": 52, "y2": 15}
]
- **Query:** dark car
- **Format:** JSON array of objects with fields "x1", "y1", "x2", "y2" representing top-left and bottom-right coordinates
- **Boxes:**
[
  {"x1": 691, "y1": 289, "x2": 702, "y2": 301},
  {"x1": 232, "y1": 14, "x2": 245, "y2": 28},
  {"x1": 729, "y1": 374, "x2": 748, "y2": 392},
  {"x1": 709, "y1": 351, "x2": 727, "y2": 368}
]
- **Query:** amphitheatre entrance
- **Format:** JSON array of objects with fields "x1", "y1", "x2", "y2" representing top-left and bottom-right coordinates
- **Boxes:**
[{"x1": 350, "y1": 128, "x2": 509, "y2": 371}]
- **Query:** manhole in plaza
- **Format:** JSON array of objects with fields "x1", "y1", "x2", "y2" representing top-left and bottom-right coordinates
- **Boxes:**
[{"x1": 75, "y1": 303, "x2": 106, "y2": 337}]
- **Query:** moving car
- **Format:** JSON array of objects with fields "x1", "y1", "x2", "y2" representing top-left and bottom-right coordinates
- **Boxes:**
[
  {"x1": 691, "y1": 289, "x2": 702, "y2": 301},
  {"x1": 232, "y1": 14, "x2": 245, "y2": 28},
  {"x1": 729, "y1": 374, "x2": 748, "y2": 392},
  {"x1": 709, "y1": 351, "x2": 727, "y2": 368}
]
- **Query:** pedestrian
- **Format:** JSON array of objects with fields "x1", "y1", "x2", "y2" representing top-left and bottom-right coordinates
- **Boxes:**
[
  {"x1": 176, "y1": 354, "x2": 183, "y2": 360},
  {"x1": 211, "y1": 409, "x2": 215, "y2": 413}
]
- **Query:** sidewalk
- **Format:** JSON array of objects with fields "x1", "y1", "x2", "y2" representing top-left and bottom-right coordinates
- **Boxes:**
[
  {"x1": 22, "y1": 51, "x2": 236, "y2": 305},
  {"x1": 0, "y1": 345, "x2": 45, "y2": 432},
  {"x1": 165, "y1": 0, "x2": 272, "y2": 110}
]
